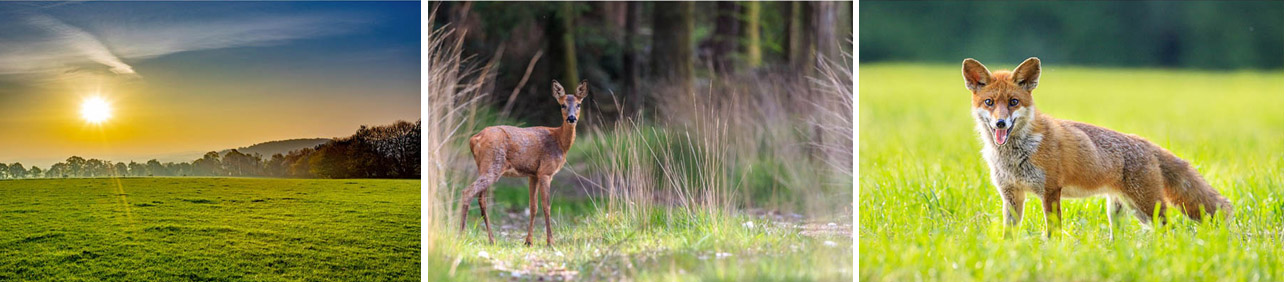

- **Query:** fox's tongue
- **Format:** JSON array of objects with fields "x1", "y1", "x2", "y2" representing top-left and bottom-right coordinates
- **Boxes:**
[{"x1": 994, "y1": 128, "x2": 1009, "y2": 145}]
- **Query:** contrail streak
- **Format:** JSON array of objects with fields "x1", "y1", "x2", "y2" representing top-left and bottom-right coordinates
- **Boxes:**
[{"x1": 27, "y1": 14, "x2": 136, "y2": 75}]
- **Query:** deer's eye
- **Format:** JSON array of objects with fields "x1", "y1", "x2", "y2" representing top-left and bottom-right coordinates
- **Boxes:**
[
  {"x1": 1009, "y1": 99, "x2": 1019, "y2": 106},
  {"x1": 984, "y1": 99, "x2": 993, "y2": 106},
  {"x1": 560, "y1": 105, "x2": 567, "y2": 109}
]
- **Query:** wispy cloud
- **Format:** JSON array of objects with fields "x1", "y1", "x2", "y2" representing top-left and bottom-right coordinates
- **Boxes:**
[
  {"x1": 0, "y1": 11, "x2": 367, "y2": 79},
  {"x1": 27, "y1": 14, "x2": 135, "y2": 75}
]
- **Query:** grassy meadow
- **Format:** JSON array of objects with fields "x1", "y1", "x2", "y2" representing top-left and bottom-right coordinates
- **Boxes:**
[
  {"x1": 859, "y1": 63, "x2": 1283, "y2": 281},
  {"x1": 0, "y1": 178, "x2": 419, "y2": 281}
]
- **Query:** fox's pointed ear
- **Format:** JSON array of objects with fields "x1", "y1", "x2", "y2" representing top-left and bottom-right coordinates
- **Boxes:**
[
  {"x1": 552, "y1": 79, "x2": 566, "y2": 99},
  {"x1": 575, "y1": 79, "x2": 589, "y2": 99},
  {"x1": 962, "y1": 58, "x2": 992, "y2": 92},
  {"x1": 1012, "y1": 57, "x2": 1041, "y2": 92}
]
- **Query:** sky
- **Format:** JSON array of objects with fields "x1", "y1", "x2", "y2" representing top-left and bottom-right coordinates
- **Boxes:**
[{"x1": 0, "y1": 1, "x2": 420, "y2": 168}]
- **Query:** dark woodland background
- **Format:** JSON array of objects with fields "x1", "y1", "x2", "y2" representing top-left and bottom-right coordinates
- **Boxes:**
[{"x1": 431, "y1": 1, "x2": 854, "y2": 126}]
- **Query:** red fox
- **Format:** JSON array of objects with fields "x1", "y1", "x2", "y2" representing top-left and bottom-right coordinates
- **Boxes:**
[{"x1": 961, "y1": 57, "x2": 1231, "y2": 237}]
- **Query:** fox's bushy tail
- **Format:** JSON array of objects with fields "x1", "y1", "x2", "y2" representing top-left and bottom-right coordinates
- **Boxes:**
[{"x1": 1155, "y1": 148, "x2": 1232, "y2": 221}]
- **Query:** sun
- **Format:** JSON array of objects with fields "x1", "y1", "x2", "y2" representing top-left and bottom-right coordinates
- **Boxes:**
[{"x1": 81, "y1": 96, "x2": 112, "y2": 124}]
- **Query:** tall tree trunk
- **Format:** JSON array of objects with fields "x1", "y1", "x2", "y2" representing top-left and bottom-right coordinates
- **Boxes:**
[
  {"x1": 838, "y1": 1, "x2": 853, "y2": 45},
  {"x1": 786, "y1": 1, "x2": 806, "y2": 73},
  {"x1": 559, "y1": 2, "x2": 580, "y2": 84},
  {"x1": 624, "y1": 1, "x2": 642, "y2": 113},
  {"x1": 713, "y1": 2, "x2": 740, "y2": 73},
  {"x1": 652, "y1": 1, "x2": 694, "y2": 95},
  {"x1": 742, "y1": 1, "x2": 762, "y2": 68},
  {"x1": 811, "y1": 1, "x2": 838, "y2": 64}
]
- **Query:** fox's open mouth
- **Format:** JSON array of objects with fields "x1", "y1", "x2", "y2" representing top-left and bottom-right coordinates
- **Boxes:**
[{"x1": 993, "y1": 127, "x2": 1011, "y2": 146}]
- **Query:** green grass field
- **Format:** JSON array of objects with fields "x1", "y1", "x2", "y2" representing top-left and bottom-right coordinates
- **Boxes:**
[
  {"x1": 0, "y1": 178, "x2": 419, "y2": 281},
  {"x1": 859, "y1": 63, "x2": 1283, "y2": 281}
]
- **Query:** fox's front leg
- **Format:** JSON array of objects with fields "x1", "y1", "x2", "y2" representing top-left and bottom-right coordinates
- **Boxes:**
[
  {"x1": 1041, "y1": 186, "x2": 1063, "y2": 239},
  {"x1": 999, "y1": 187, "x2": 1025, "y2": 237}
]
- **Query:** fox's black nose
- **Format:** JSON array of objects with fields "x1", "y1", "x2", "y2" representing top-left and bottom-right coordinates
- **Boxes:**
[
  {"x1": 995, "y1": 119, "x2": 1007, "y2": 129},
  {"x1": 567, "y1": 116, "x2": 577, "y2": 123}
]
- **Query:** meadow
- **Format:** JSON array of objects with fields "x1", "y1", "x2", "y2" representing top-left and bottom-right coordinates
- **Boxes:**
[
  {"x1": 0, "y1": 178, "x2": 419, "y2": 281},
  {"x1": 859, "y1": 63, "x2": 1283, "y2": 281}
]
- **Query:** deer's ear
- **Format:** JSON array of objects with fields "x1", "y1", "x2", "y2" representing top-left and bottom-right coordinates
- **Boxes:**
[
  {"x1": 1012, "y1": 57, "x2": 1041, "y2": 92},
  {"x1": 575, "y1": 79, "x2": 588, "y2": 99},
  {"x1": 552, "y1": 79, "x2": 566, "y2": 99},
  {"x1": 962, "y1": 58, "x2": 992, "y2": 92}
]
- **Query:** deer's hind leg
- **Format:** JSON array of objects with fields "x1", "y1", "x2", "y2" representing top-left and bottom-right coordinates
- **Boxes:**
[
  {"x1": 478, "y1": 190, "x2": 496, "y2": 244},
  {"x1": 459, "y1": 171, "x2": 500, "y2": 240}
]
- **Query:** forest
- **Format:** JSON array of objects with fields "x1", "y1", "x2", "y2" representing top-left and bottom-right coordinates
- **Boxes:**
[
  {"x1": 431, "y1": 1, "x2": 853, "y2": 124},
  {"x1": 0, "y1": 120, "x2": 420, "y2": 179}
]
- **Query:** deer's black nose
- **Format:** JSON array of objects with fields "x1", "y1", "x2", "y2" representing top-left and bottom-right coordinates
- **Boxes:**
[
  {"x1": 995, "y1": 119, "x2": 1007, "y2": 129},
  {"x1": 567, "y1": 116, "x2": 577, "y2": 123}
]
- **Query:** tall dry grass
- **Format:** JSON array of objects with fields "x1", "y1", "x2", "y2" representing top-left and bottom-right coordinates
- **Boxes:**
[
  {"x1": 431, "y1": 3, "x2": 854, "y2": 237},
  {"x1": 427, "y1": 7, "x2": 494, "y2": 253},
  {"x1": 576, "y1": 54, "x2": 854, "y2": 224}
]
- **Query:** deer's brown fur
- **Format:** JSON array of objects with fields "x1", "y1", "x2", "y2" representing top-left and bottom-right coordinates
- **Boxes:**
[{"x1": 460, "y1": 79, "x2": 588, "y2": 246}]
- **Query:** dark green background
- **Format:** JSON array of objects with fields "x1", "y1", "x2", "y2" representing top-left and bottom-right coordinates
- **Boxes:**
[{"x1": 860, "y1": 1, "x2": 1283, "y2": 69}]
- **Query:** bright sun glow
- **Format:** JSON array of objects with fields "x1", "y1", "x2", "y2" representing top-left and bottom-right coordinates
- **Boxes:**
[{"x1": 81, "y1": 96, "x2": 112, "y2": 124}]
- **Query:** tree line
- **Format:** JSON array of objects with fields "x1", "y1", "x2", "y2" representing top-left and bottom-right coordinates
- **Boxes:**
[
  {"x1": 0, "y1": 120, "x2": 420, "y2": 180},
  {"x1": 860, "y1": 1, "x2": 1282, "y2": 70}
]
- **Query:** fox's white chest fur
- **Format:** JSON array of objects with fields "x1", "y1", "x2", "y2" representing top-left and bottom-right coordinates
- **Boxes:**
[
  {"x1": 978, "y1": 122, "x2": 1105, "y2": 198},
  {"x1": 978, "y1": 124, "x2": 1048, "y2": 194}
]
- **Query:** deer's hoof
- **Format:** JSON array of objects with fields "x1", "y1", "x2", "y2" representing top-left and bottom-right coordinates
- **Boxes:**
[{"x1": 524, "y1": 241, "x2": 533, "y2": 247}]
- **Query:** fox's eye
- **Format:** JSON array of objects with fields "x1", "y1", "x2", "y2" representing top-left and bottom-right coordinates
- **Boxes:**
[
  {"x1": 1009, "y1": 99, "x2": 1019, "y2": 106},
  {"x1": 984, "y1": 99, "x2": 993, "y2": 106}
]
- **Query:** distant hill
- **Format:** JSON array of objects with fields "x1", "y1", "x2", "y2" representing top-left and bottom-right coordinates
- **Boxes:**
[{"x1": 218, "y1": 138, "x2": 331, "y2": 158}]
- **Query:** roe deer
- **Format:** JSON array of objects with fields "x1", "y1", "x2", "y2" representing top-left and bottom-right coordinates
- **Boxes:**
[{"x1": 460, "y1": 79, "x2": 588, "y2": 246}]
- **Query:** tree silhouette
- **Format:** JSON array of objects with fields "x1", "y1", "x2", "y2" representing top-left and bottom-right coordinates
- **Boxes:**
[
  {"x1": 66, "y1": 156, "x2": 86, "y2": 178},
  {"x1": 28, "y1": 166, "x2": 42, "y2": 178},
  {"x1": 9, "y1": 162, "x2": 27, "y2": 179}
]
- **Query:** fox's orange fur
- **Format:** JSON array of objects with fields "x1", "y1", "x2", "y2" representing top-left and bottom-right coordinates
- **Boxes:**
[
  {"x1": 963, "y1": 57, "x2": 1231, "y2": 237},
  {"x1": 460, "y1": 79, "x2": 588, "y2": 246}
]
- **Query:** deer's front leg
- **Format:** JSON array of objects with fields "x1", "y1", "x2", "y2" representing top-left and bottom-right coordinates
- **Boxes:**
[
  {"x1": 525, "y1": 176, "x2": 538, "y2": 247},
  {"x1": 538, "y1": 175, "x2": 554, "y2": 246},
  {"x1": 999, "y1": 186, "x2": 1025, "y2": 238},
  {"x1": 1041, "y1": 185, "x2": 1063, "y2": 239}
]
